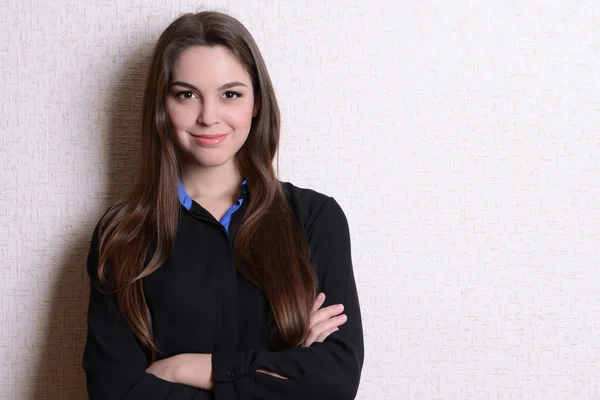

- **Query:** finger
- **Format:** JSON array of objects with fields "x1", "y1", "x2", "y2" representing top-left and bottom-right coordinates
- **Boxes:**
[
  {"x1": 311, "y1": 292, "x2": 326, "y2": 313},
  {"x1": 304, "y1": 325, "x2": 336, "y2": 347},
  {"x1": 305, "y1": 314, "x2": 347, "y2": 346},
  {"x1": 305, "y1": 314, "x2": 346, "y2": 347},
  {"x1": 303, "y1": 318, "x2": 334, "y2": 347},
  {"x1": 315, "y1": 327, "x2": 339, "y2": 343},
  {"x1": 312, "y1": 313, "x2": 347, "y2": 333},
  {"x1": 309, "y1": 304, "x2": 344, "y2": 328},
  {"x1": 302, "y1": 329, "x2": 320, "y2": 348}
]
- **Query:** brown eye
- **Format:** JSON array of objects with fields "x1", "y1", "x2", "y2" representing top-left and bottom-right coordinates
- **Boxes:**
[
  {"x1": 176, "y1": 91, "x2": 196, "y2": 99},
  {"x1": 223, "y1": 91, "x2": 242, "y2": 99}
]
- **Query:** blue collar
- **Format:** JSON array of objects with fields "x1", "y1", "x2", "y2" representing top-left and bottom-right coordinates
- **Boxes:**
[{"x1": 177, "y1": 178, "x2": 248, "y2": 211}]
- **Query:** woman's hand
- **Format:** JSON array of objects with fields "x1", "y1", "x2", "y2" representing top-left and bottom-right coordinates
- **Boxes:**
[
  {"x1": 302, "y1": 292, "x2": 347, "y2": 347},
  {"x1": 146, "y1": 355, "x2": 182, "y2": 383},
  {"x1": 147, "y1": 354, "x2": 213, "y2": 390},
  {"x1": 256, "y1": 293, "x2": 347, "y2": 380},
  {"x1": 146, "y1": 294, "x2": 347, "y2": 385}
]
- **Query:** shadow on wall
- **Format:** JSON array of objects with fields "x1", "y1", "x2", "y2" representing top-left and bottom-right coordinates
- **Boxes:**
[{"x1": 29, "y1": 42, "x2": 153, "y2": 400}]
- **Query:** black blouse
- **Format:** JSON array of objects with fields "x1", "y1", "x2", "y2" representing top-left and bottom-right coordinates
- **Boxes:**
[{"x1": 82, "y1": 182, "x2": 364, "y2": 399}]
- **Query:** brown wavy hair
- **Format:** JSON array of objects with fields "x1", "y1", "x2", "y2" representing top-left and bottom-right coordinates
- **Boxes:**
[{"x1": 96, "y1": 11, "x2": 317, "y2": 359}]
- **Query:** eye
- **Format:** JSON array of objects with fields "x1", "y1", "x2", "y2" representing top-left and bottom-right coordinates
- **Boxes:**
[
  {"x1": 175, "y1": 91, "x2": 197, "y2": 100},
  {"x1": 223, "y1": 91, "x2": 242, "y2": 100}
]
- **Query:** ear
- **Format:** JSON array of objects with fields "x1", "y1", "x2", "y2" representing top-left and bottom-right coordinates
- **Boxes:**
[{"x1": 252, "y1": 102, "x2": 259, "y2": 118}]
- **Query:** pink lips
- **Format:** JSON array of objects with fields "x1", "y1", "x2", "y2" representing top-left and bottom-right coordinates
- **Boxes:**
[{"x1": 191, "y1": 133, "x2": 228, "y2": 146}]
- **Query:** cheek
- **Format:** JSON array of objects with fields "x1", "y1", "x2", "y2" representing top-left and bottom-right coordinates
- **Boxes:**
[
  {"x1": 167, "y1": 102, "x2": 196, "y2": 129},
  {"x1": 226, "y1": 103, "x2": 254, "y2": 128}
]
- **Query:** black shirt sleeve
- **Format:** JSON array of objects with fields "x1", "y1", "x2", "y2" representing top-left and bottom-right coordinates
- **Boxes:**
[
  {"x1": 211, "y1": 197, "x2": 364, "y2": 399},
  {"x1": 82, "y1": 220, "x2": 216, "y2": 400}
]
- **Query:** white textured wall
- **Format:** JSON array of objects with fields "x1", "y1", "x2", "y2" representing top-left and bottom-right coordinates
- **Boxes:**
[{"x1": 1, "y1": 1, "x2": 599, "y2": 399}]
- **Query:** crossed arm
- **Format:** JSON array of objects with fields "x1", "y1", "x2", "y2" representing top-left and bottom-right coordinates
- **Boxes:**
[
  {"x1": 83, "y1": 198, "x2": 363, "y2": 399},
  {"x1": 145, "y1": 292, "x2": 348, "y2": 388}
]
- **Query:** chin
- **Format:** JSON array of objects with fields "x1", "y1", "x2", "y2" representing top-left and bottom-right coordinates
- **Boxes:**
[{"x1": 191, "y1": 153, "x2": 236, "y2": 168}]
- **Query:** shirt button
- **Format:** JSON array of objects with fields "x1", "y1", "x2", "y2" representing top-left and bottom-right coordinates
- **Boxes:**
[{"x1": 226, "y1": 371, "x2": 235, "y2": 378}]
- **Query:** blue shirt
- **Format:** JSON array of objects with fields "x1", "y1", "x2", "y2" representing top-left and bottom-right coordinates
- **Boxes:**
[{"x1": 176, "y1": 178, "x2": 248, "y2": 233}]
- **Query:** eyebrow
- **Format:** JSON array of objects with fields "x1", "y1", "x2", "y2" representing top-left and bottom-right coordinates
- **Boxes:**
[{"x1": 170, "y1": 81, "x2": 248, "y2": 91}]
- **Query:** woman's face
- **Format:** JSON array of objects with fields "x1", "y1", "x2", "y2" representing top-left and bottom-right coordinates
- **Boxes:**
[{"x1": 166, "y1": 45, "x2": 256, "y2": 169}]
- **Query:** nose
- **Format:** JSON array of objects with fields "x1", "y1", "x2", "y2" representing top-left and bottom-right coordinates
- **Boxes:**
[{"x1": 197, "y1": 99, "x2": 219, "y2": 126}]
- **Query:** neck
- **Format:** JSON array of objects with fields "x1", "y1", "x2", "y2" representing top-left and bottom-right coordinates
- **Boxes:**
[{"x1": 180, "y1": 159, "x2": 243, "y2": 201}]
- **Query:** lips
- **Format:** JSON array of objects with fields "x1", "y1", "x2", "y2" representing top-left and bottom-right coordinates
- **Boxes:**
[{"x1": 190, "y1": 133, "x2": 228, "y2": 146}]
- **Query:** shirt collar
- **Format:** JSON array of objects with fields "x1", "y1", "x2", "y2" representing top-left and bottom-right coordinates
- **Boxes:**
[{"x1": 177, "y1": 178, "x2": 248, "y2": 211}]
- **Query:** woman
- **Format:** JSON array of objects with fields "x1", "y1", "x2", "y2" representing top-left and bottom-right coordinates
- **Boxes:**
[{"x1": 82, "y1": 10, "x2": 363, "y2": 400}]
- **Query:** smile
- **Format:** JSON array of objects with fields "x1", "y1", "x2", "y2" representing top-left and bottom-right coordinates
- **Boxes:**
[{"x1": 191, "y1": 133, "x2": 228, "y2": 146}]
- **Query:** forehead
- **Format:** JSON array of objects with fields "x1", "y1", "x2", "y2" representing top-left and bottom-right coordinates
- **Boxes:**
[{"x1": 171, "y1": 45, "x2": 252, "y2": 87}]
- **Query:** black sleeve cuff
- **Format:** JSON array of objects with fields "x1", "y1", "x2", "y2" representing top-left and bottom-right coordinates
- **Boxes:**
[{"x1": 212, "y1": 352, "x2": 252, "y2": 400}]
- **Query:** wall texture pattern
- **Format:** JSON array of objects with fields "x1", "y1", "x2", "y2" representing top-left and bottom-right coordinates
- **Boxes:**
[{"x1": 1, "y1": 1, "x2": 599, "y2": 399}]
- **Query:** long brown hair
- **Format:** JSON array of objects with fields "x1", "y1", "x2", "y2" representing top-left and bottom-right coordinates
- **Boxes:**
[{"x1": 96, "y1": 11, "x2": 316, "y2": 358}]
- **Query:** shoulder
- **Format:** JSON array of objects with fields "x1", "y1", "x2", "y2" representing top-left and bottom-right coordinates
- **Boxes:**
[
  {"x1": 90, "y1": 205, "x2": 119, "y2": 243},
  {"x1": 280, "y1": 181, "x2": 348, "y2": 235},
  {"x1": 280, "y1": 182, "x2": 354, "y2": 283}
]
